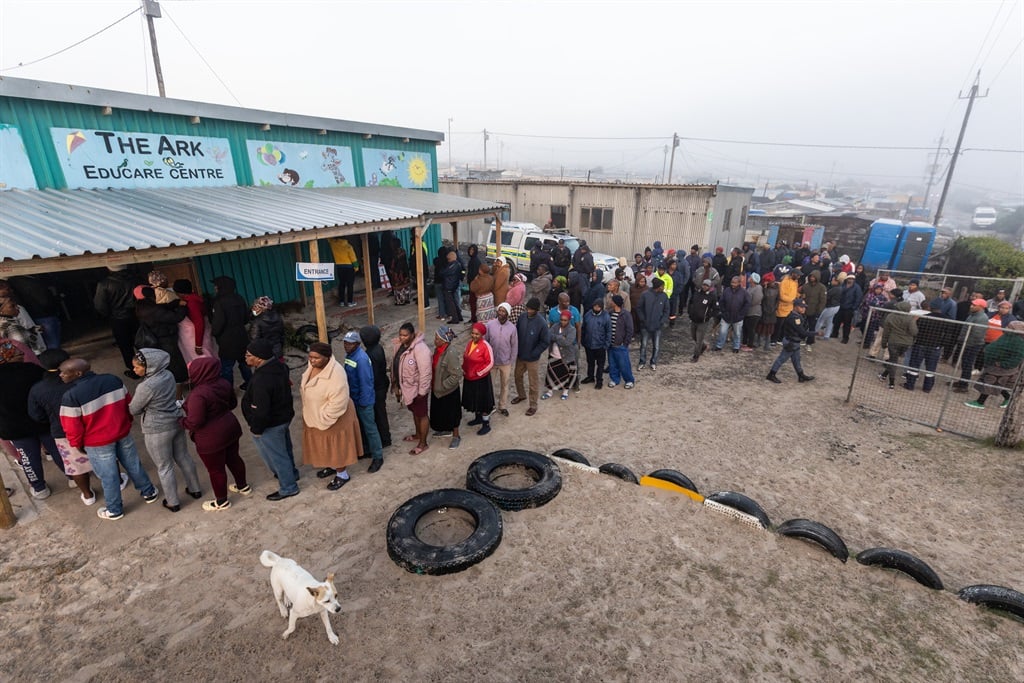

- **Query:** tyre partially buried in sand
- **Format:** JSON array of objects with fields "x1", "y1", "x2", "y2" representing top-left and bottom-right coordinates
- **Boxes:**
[
  {"x1": 466, "y1": 449, "x2": 562, "y2": 511},
  {"x1": 386, "y1": 489, "x2": 503, "y2": 575}
]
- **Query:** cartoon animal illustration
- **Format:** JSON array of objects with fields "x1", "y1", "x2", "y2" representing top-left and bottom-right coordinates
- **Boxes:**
[
  {"x1": 162, "y1": 157, "x2": 185, "y2": 169},
  {"x1": 117, "y1": 159, "x2": 128, "y2": 169},
  {"x1": 369, "y1": 172, "x2": 378, "y2": 187},
  {"x1": 321, "y1": 147, "x2": 346, "y2": 185},
  {"x1": 379, "y1": 154, "x2": 398, "y2": 177},
  {"x1": 210, "y1": 146, "x2": 229, "y2": 164},
  {"x1": 278, "y1": 169, "x2": 300, "y2": 186},
  {"x1": 299, "y1": 150, "x2": 309, "y2": 160}
]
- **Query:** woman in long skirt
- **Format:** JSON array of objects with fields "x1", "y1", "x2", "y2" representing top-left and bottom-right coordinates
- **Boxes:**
[
  {"x1": 300, "y1": 342, "x2": 362, "y2": 491},
  {"x1": 462, "y1": 323, "x2": 495, "y2": 436},
  {"x1": 430, "y1": 326, "x2": 464, "y2": 448},
  {"x1": 544, "y1": 310, "x2": 578, "y2": 400}
]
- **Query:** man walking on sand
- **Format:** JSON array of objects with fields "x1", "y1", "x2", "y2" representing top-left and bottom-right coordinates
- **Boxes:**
[
  {"x1": 766, "y1": 298, "x2": 815, "y2": 384},
  {"x1": 59, "y1": 357, "x2": 158, "y2": 521},
  {"x1": 242, "y1": 338, "x2": 299, "y2": 500}
]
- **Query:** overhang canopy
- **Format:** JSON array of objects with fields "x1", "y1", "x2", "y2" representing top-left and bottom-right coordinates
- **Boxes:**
[{"x1": 0, "y1": 186, "x2": 505, "y2": 275}]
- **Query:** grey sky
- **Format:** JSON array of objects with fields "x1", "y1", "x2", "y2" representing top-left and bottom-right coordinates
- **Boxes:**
[{"x1": 1, "y1": 0, "x2": 1021, "y2": 199}]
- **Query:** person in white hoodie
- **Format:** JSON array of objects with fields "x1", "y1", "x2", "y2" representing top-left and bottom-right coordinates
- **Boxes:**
[{"x1": 128, "y1": 348, "x2": 203, "y2": 512}]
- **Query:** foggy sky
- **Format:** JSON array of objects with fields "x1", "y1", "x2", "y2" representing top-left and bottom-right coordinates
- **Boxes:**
[{"x1": 1, "y1": 0, "x2": 1021, "y2": 200}]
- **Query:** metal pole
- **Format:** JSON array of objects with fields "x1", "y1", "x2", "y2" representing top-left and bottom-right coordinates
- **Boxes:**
[
  {"x1": 483, "y1": 129, "x2": 488, "y2": 171},
  {"x1": 933, "y1": 72, "x2": 987, "y2": 228},
  {"x1": 845, "y1": 307, "x2": 872, "y2": 403},
  {"x1": 143, "y1": 0, "x2": 166, "y2": 97},
  {"x1": 922, "y1": 134, "x2": 944, "y2": 211},
  {"x1": 661, "y1": 145, "x2": 668, "y2": 183},
  {"x1": 447, "y1": 117, "x2": 453, "y2": 174},
  {"x1": 667, "y1": 133, "x2": 679, "y2": 184}
]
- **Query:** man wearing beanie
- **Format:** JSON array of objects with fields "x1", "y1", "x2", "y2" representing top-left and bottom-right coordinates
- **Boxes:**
[
  {"x1": 242, "y1": 338, "x2": 299, "y2": 500},
  {"x1": 512, "y1": 297, "x2": 550, "y2": 416},
  {"x1": 606, "y1": 294, "x2": 635, "y2": 388}
]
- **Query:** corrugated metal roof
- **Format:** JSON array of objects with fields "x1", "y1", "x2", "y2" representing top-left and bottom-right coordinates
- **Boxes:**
[
  {"x1": 0, "y1": 77, "x2": 444, "y2": 143},
  {"x1": 0, "y1": 186, "x2": 506, "y2": 261}
]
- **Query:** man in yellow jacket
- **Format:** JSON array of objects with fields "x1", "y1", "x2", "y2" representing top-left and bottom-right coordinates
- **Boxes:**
[
  {"x1": 773, "y1": 268, "x2": 800, "y2": 345},
  {"x1": 329, "y1": 238, "x2": 359, "y2": 307}
]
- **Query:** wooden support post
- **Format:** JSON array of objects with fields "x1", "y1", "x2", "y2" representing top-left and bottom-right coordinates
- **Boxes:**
[
  {"x1": 0, "y1": 471, "x2": 16, "y2": 529},
  {"x1": 415, "y1": 224, "x2": 426, "y2": 334},
  {"x1": 307, "y1": 238, "x2": 328, "y2": 343},
  {"x1": 362, "y1": 233, "x2": 375, "y2": 325},
  {"x1": 294, "y1": 243, "x2": 308, "y2": 307},
  {"x1": 451, "y1": 220, "x2": 459, "y2": 249}
]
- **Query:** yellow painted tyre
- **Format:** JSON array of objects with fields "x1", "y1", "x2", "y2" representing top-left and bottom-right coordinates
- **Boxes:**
[{"x1": 639, "y1": 476, "x2": 705, "y2": 503}]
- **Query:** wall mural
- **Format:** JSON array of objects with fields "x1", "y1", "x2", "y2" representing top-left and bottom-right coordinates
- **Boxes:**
[
  {"x1": 0, "y1": 124, "x2": 37, "y2": 190},
  {"x1": 49, "y1": 127, "x2": 236, "y2": 189},
  {"x1": 361, "y1": 148, "x2": 432, "y2": 188},
  {"x1": 247, "y1": 140, "x2": 355, "y2": 188}
]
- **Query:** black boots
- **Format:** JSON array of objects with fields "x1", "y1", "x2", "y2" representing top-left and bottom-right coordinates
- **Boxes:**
[
  {"x1": 766, "y1": 372, "x2": 781, "y2": 384},
  {"x1": 798, "y1": 373, "x2": 815, "y2": 382}
]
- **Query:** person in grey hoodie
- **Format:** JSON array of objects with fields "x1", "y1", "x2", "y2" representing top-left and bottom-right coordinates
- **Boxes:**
[{"x1": 128, "y1": 347, "x2": 202, "y2": 511}]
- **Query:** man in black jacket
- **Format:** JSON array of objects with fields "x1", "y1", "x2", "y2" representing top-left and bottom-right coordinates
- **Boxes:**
[
  {"x1": 210, "y1": 276, "x2": 253, "y2": 389},
  {"x1": 242, "y1": 339, "x2": 298, "y2": 501},
  {"x1": 93, "y1": 266, "x2": 140, "y2": 378},
  {"x1": 688, "y1": 279, "x2": 718, "y2": 362},
  {"x1": 440, "y1": 250, "x2": 465, "y2": 324},
  {"x1": 766, "y1": 298, "x2": 815, "y2": 384},
  {"x1": 359, "y1": 324, "x2": 392, "y2": 448}
]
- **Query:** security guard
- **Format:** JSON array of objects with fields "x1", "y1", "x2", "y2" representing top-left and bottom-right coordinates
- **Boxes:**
[{"x1": 766, "y1": 297, "x2": 815, "y2": 384}]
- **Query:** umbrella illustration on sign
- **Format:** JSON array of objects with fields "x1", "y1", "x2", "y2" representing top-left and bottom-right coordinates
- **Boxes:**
[
  {"x1": 256, "y1": 142, "x2": 285, "y2": 166},
  {"x1": 66, "y1": 131, "x2": 86, "y2": 155}
]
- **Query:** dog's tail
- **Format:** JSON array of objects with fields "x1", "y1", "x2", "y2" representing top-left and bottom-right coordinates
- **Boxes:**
[{"x1": 259, "y1": 550, "x2": 281, "y2": 568}]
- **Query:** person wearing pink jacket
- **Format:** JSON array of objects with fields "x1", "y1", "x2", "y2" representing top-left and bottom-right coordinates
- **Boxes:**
[{"x1": 392, "y1": 323, "x2": 432, "y2": 455}]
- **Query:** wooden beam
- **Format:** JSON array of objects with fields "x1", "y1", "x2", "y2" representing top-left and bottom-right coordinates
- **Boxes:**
[
  {"x1": 307, "y1": 238, "x2": 328, "y2": 343},
  {"x1": 294, "y1": 243, "x2": 308, "y2": 307},
  {"x1": 415, "y1": 224, "x2": 426, "y2": 334},
  {"x1": 451, "y1": 220, "x2": 459, "y2": 249},
  {"x1": 362, "y1": 233, "x2": 374, "y2": 325},
  {"x1": 0, "y1": 470, "x2": 16, "y2": 529}
]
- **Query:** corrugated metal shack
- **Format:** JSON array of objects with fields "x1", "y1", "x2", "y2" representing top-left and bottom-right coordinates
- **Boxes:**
[
  {"x1": 440, "y1": 180, "x2": 754, "y2": 257},
  {"x1": 746, "y1": 213, "x2": 876, "y2": 258}
]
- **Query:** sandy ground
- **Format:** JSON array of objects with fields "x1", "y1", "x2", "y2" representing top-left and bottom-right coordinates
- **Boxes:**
[{"x1": 2, "y1": 298, "x2": 1023, "y2": 682}]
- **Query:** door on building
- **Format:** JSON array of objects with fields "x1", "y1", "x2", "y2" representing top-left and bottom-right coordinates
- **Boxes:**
[
  {"x1": 155, "y1": 259, "x2": 201, "y2": 294},
  {"x1": 550, "y1": 205, "x2": 566, "y2": 230}
]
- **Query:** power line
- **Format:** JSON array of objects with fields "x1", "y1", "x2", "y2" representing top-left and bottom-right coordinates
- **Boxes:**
[
  {"x1": 162, "y1": 6, "x2": 242, "y2": 105},
  {"x1": 989, "y1": 36, "x2": 1024, "y2": 85},
  {"x1": 0, "y1": 7, "x2": 142, "y2": 72},
  {"x1": 957, "y1": 0, "x2": 1006, "y2": 93},
  {"x1": 977, "y1": 0, "x2": 1019, "y2": 74}
]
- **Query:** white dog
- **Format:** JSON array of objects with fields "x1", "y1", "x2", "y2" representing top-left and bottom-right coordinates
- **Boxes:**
[{"x1": 259, "y1": 550, "x2": 342, "y2": 645}]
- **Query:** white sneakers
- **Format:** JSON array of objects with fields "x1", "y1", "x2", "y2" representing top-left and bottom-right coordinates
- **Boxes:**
[
  {"x1": 81, "y1": 489, "x2": 97, "y2": 506},
  {"x1": 31, "y1": 486, "x2": 51, "y2": 500}
]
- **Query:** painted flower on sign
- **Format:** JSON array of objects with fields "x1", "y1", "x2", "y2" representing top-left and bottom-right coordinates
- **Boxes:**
[{"x1": 255, "y1": 142, "x2": 285, "y2": 166}]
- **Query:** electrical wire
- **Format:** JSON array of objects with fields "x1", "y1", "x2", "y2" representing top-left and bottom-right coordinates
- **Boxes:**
[
  {"x1": 0, "y1": 7, "x2": 142, "y2": 72},
  {"x1": 161, "y1": 6, "x2": 243, "y2": 106},
  {"x1": 957, "y1": 0, "x2": 1006, "y2": 93},
  {"x1": 988, "y1": 36, "x2": 1024, "y2": 86},
  {"x1": 977, "y1": 0, "x2": 1019, "y2": 75}
]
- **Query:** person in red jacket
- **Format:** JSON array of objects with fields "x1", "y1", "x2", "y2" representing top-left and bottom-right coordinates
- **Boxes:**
[
  {"x1": 462, "y1": 323, "x2": 495, "y2": 436},
  {"x1": 58, "y1": 358, "x2": 158, "y2": 521},
  {"x1": 181, "y1": 356, "x2": 249, "y2": 511}
]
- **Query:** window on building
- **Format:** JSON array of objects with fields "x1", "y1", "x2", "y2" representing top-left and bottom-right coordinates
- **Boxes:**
[
  {"x1": 722, "y1": 208, "x2": 733, "y2": 232},
  {"x1": 740, "y1": 205, "x2": 748, "y2": 226},
  {"x1": 580, "y1": 207, "x2": 614, "y2": 230},
  {"x1": 550, "y1": 205, "x2": 567, "y2": 230}
]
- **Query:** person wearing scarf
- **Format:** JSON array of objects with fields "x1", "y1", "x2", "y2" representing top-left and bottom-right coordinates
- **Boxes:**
[{"x1": 462, "y1": 323, "x2": 495, "y2": 436}]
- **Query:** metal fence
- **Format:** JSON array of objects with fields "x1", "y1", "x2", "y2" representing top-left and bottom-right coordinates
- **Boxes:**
[
  {"x1": 844, "y1": 307, "x2": 1023, "y2": 440},
  {"x1": 883, "y1": 270, "x2": 1022, "y2": 303}
]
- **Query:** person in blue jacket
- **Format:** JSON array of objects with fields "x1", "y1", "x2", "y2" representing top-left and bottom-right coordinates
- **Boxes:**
[{"x1": 341, "y1": 330, "x2": 383, "y2": 471}]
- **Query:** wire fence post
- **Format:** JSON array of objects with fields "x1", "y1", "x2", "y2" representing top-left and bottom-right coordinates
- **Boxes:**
[{"x1": 845, "y1": 307, "x2": 872, "y2": 403}]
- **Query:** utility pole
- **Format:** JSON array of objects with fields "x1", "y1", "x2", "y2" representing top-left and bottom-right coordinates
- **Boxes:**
[
  {"x1": 143, "y1": 0, "x2": 166, "y2": 97},
  {"x1": 447, "y1": 117, "x2": 453, "y2": 174},
  {"x1": 483, "y1": 129, "x2": 489, "y2": 171},
  {"x1": 934, "y1": 71, "x2": 987, "y2": 227},
  {"x1": 922, "y1": 133, "x2": 944, "y2": 211},
  {"x1": 661, "y1": 145, "x2": 668, "y2": 184},
  {"x1": 666, "y1": 133, "x2": 680, "y2": 184}
]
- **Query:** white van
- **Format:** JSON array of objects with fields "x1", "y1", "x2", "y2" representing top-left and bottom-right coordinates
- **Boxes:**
[
  {"x1": 485, "y1": 223, "x2": 618, "y2": 281},
  {"x1": 972, "y1": 207, "x2": 998, "y2": 228}
]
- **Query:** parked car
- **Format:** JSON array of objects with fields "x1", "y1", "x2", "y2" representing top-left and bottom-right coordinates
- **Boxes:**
[{"x1": 485, "y1": 223, "x2": 617, "y2": 281}]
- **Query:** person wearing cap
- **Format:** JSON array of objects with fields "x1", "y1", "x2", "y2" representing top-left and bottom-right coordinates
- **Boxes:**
[
  {"x1": 551, "y1": 239, "x2": 572, "y2": 279},
  {"x1": 766, "y1": 298, "x2": 815, "y2": 384},
  {"x1": 485, "y1": 302, "x2": 518, "y2": 417},
  {"x1": 987, "y1": 289, "x2": 1008, "y2": 314},
  {"x1": 903, "y1": 279, "x2": 926, "y2": 312},
  {"x1": 59, "y1": 356, "x2": 159, "y2": 520},
  {"x1": 209, "y1": 276, "x2": 253, "y2": 389},
  {"x1": 688, "y1": 279, "x2": 718, "y2": 361},
  {"x1": 903, "y1": 302, "x2": 953, "y2": 392},
  {"x1": 429, "y1": 325, "x2": 463, "y2": 448},
  {"x1": 606, "y1": 294, "x2": 635, "y2": 388},
  {"x1": 243, "y1": 338, "x2": 299, "y2": 500},
  {"x1": 932, "y1": 286, "x2": 956, "y2": 321},
  {"x1": 463, "y1": 323, "x2": 495, "y2": 433},
  {"x1": 952, "y1": 298, "x2": 991, "y2": 392},
  {"x1": 637, "y1": 277, "x2": 670, "y2": 369},
  {"x1": 741, "y1": 272, "x2": 763, "y2": 351},
  {"x1": 986, "y1": 301, "x2": 1017, "y2": 344},
  {"x1": 513, "y1": 298, "x2": 551, "y2": 415},
  {"x1": 393, "y1": 322, "x2": 433, "y2": 454},
  {"x1": 581, "y1": 298, "x2": 611, "y2": 389},
  {"x1": 571, "y1": 240, "x2": 595, "y2": 279},
  {"x1": 249, "y1": 295, "x2": 285, "y2": 360},
  {"x1": 302, "y1": 341, "x2": 363, "y2": 491},
  {"x1": 341, "y1": 332, "x2": 384, "y2": 471},
  {"x1": 964, "y1": 320, "x2": 1024, "y2": 409}
]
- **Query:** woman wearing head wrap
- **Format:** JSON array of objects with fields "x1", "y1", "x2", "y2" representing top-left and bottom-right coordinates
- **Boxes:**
[
  {"x1": 147, "y1": 270, "x2": 179, "y2": 305},
  {"x1": 491, "y1": 256, "x2": 511, "y2": 307},
  {"x1": 964, "y1": 320, "x2": 1024, "y2": 409},
  {"x1": 470, "y1": 262, "x2": 496, "y2": 323},
  {"x1": 429, "y1": 325, "x2": 463, "y2": 448},
  {"x1": 506, "y1": 273, "x2": 528, "y2": 323},
  {"x1": 249, "y1": 295, "x2": 285, "y2": 359},
  {"x1": 462, "y1": 322, "x2": 495, "y2": 435},
  {"x1": 301, "y1": 342, "x2": 362, "y2": 491},
  {"x1": 543, "y1": 309, "x2": 579, "y2": 400}
]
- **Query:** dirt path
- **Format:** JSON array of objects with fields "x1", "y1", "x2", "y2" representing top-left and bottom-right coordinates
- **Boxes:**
[{"x1": 2, "y1": 305, "x2": 1022, "y2": 681}]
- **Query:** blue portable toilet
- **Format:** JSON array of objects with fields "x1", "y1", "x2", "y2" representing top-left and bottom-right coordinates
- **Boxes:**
[
  {"x1": 892, "y1": 222, "x2": 936, "y2": 273},
  {"x1": 860, "y1": 219, "x2": 904, "y2": 270}
]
